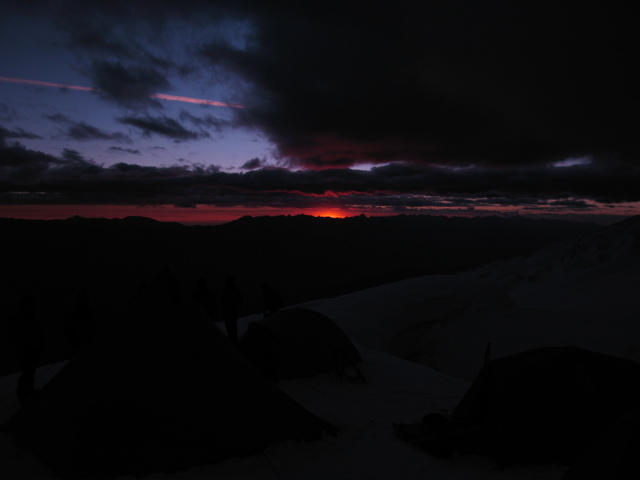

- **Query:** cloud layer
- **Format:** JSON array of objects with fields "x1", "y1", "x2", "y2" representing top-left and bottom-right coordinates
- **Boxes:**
[
  {"x1": 199, "y1": 2, "x2": 639, "y2": 170},
  {"x1": 39, "y1": 1, "x2": 640, "y2": 169},
  {"x1": 3, "y1": 1, "x2": 639, "y2": 213},
  {"x1": 2, "y1": 134, "x2": 639, "y2": 211}
]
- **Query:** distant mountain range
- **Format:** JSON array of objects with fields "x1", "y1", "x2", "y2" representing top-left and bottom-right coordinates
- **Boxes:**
[{"x1": 0, "y1": 214, "x2": 603, "y2": 375}]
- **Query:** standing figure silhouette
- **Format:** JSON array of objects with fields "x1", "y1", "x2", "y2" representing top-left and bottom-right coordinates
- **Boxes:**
[
  {"x1": 9, "y1": 295, "x2": 44, "y2": 406},
  {"x1": 193, "y1": 277, "x2": 219, "y2": 323},
  {"x1": 221, "y1": 276, "x2": 242, "y2": 344},
  {"x1": 64, "y1": 289, "x2": 95, "y2": 357},
  {"x1": 261, "y1": 282, "x2": 282, "y2": 318}
]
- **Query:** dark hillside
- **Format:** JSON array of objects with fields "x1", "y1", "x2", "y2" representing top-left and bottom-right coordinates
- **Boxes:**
[{"x1": 0, "y1": 214, "x2": 600, "y2": 375}]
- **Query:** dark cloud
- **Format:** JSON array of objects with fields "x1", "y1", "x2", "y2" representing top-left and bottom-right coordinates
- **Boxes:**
[
  {"x1": 66, "y1": 123, "x2": 129, "y2": 142},
  {"x1": 46, "y1": 114, "x2": 130, "y2": 142},
  {"x1": 109, "y1": 146, "x2": 141, "y2": 155},
  {"x1": 3, "y1": 1, "x2": 639, "y2": 214},
  {"x1": 45, "y1": 113, "x2": 69, "y2": 123},
  {"x1": 63, "y1": 28, "x2": 133, "y2": 58},
  {"x1": 52, "y1": 2, "x2": 640, "y2": 167},
  {"x1": 0, "y1": 126, "x2": 41, "y2": 140},
  {"x1": 47, "y1": 1, "x2": 234, "y2": 109},
  {"x1": 240, "y1": 157, "x2": 266, "y2": 170},
  {"x1": 2, "y1": 138, "x2": 640, "y2": 208},
  {"x1": 117, "y1": 114, "x2": 206, "y2": 141},
  {"x1": 0, "y1": 104, "x2": 18, "y2": 122},
  {"x1": 0, "y1": 140, "x2": 57, "y2": 183},
  {"x1": 179, "y1": 111, "x2": 232, "y2": 135},
  {"x1": 88, "y1": 60, "x2": 170, "y2": 108},
  {"x1": 0, "y1": 140, "x2": 100, "y2": 186},
  {"x1": 197, "y1": 2, "x2": 640, "y2": 169},
  {"x1": 17, "y1": 2, "x2": 639, "y2": 169}
]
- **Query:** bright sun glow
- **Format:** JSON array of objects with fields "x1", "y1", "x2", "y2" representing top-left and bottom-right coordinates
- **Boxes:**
[{"x1": 313, "y1": 209, "x2": 346, "y2": 219}]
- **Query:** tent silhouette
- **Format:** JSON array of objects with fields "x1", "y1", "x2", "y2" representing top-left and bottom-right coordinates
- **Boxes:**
[
  {"x1": 3, "y1": 270, "x2": 335, "y2": 479},
  {"x1": 237, "y1": 307, "x2": 362, "y2": 381},
  {"x1": 395, "y1": 346, "x2": 640, "y2": 466}
]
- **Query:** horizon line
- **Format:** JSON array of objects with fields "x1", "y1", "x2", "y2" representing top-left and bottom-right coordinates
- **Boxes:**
[{"x1": 0, "y1": 204, "x2": 629, "y2": 226}]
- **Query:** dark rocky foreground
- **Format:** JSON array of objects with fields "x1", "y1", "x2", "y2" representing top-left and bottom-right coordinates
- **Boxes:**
[{"x1": 0, "y1": 214, "x2": 600, "y2": 375}]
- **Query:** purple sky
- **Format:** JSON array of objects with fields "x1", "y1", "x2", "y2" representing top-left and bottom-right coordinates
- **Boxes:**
[{"x1": 1, "y1": 1, "x2": 639, "y2": 223}]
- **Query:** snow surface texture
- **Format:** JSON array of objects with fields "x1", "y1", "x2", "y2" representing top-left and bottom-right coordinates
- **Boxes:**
[
  {"x1": 302, "y1": 216, "x2": 640, "y2": 380},
  {"x1": 0, "y1": 347, "x2": 565, "y2": 480},
  {"x1": 3, "y1": 217, "x2": 639, "y2": 479}
]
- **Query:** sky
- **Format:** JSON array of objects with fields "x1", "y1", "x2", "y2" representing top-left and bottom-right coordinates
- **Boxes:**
[{"x1": 1, "y1": 1, "x2": 639, "y2": 224}]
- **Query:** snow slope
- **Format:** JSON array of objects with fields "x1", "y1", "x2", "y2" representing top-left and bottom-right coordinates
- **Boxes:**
[
  {"x1": 3, "y1": 217, "x2": 638, "y2": 479},
  {"x1": 0, "y1": 345, "x2": 566, "y2": 480},
  {"x1": 297, "y1": 216, "x2": 640, "y2": 380},
  {"x1": 0, "y1": 295, "x2": 567, "y2": 479}
]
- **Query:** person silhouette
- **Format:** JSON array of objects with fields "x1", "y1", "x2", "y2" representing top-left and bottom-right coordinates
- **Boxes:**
[
  {"x1": 484, "y1": 341, "x2": 491, "y2": 364},
  {"x1": 220, "y1": 276, "x2": 242, "y2": 344},
  {"x1": 64, "y1": 289, "x2": 95, "y2": 356},
  {"x1": 193, "y1": 277, "x2": 219, "y2": 323},
  {"x1": 261, "y1": 282, "x2": 282, "y2": 318},
  {"x1": 9, "y1": 295, "x2": 44, "y2": 406}
]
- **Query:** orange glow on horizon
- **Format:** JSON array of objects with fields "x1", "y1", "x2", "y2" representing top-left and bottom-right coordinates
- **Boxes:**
[
  {"x1": 0, "y1": 204, "x2": 358, "y2": 225},
  {"x1": 0, "y1": 204, "x2": 635, "y2": 226},
  {"x1": 0, "y1": 76, "x2": 243, "y2": 108},
  {"x1": 311, "y1": 209, "x2": 347, "y2": 219}
]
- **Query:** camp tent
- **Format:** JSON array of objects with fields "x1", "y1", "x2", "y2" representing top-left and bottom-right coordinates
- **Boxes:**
[
  {"x1": 237, "y1": 307, "x2": 362, "y2": 381},
  {"x1": 3, "y1": 270, "x2": 335, "y2": 479},
  {"x1": 395, "y1": 346, "x2": 640, "y2": 466}
]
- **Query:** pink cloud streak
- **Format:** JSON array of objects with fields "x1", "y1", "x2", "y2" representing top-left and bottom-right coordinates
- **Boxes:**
[{"x1": 0, "y1": 76, "x2": 244, "y2": 108}]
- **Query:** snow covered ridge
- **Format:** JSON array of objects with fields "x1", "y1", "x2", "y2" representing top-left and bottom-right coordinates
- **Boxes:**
[
  {"x1": 468, "y1": 215, "x2": 640, "y2": 317},
  {"x1": 472, "y1": 214, "x2": 640, "y2": 292},
  {"x1": 300, "y1": 216, "x2": 640, "y2": 380}
]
